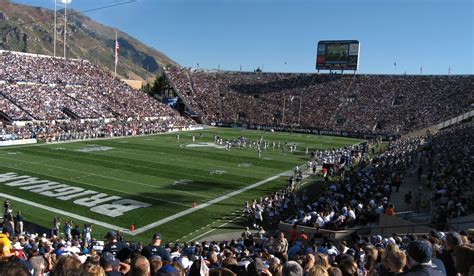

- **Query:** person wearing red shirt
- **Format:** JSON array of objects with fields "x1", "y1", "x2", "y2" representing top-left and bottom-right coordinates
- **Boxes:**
[{"x1": 385, "y1": 204, "x2": 396, "y2": 216}]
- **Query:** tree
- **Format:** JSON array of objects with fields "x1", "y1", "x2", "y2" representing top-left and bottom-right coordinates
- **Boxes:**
[{"x1": 142, "y1": 74, "x2": 170, "y2": 96}]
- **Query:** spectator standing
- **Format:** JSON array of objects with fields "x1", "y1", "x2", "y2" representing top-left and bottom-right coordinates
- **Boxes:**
[{"x1": 141, "y1": 233, "x2": 170, "y2": 262}]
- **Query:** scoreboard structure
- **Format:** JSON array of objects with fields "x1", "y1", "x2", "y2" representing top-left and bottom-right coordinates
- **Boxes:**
[{"x1": 316, "y1": 40, "x2": 360, "y2": 71}]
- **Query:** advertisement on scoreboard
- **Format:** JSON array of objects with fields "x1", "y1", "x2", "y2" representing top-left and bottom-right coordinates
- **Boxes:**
[{"x1": 316, "y1": 40, "x2": 360, "y2": 70}]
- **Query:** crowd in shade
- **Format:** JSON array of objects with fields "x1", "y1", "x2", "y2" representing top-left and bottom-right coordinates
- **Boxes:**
[
  {"x1": 164, "y1": 67, "x2": 473, "y2": 135},
  {"x1": 0, "y1": 51, "x2": 191, "y2": 121},
  {"x1": 425, "y1": 122, "x2": 473, "y2": 231},
  {"x1": 1, "y1": 207, "x2": 474, "y2": 276},
  {"x1": 0, "y1": 117, "x2": 193, "y2": 142}
]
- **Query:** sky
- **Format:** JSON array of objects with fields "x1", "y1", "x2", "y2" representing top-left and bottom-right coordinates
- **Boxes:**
[{"x1": 10, "y1": 0, "x2": 474, "y2": 75}]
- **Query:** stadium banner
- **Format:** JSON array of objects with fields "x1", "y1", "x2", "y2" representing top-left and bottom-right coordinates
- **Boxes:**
[
  {"x1": 0, "y1": 138, "x2": 37, "y2": 147},
  {"x1": 316, "y1": 40, "x2": 360, "y2": 70}
]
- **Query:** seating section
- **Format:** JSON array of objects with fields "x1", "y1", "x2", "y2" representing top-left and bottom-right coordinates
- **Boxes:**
[
  {"x1": 165, "y1": 67, "x2": 474, "y2": 135},
  {"x1": 0, "y1": 51, "x2": 189, "y2": 121}
]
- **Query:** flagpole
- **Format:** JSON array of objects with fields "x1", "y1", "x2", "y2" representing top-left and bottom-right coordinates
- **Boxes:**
[
  {"x1": 63, "y1": 0, "x2": 67, "y2": 59},
  {"x1": 115, "y1": 31, "x2": 117, "y2": 76},
  {"x1": 54, "y1": 0, "x2": 57, "y2": 57}
]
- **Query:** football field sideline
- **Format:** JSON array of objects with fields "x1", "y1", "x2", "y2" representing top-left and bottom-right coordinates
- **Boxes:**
[{"x1": 0, "y1": 163, "x2": 301, "y2": 236}]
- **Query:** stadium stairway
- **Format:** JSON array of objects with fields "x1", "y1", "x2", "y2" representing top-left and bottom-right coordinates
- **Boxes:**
[
  {"x1": 0, "y1": 111, "x2": 13, "y2": 123},
  {"x1": 62, "y1": 108, "x2": 81, "y2": 120}
]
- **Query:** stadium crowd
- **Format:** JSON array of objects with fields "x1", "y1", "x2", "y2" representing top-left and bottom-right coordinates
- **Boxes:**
[
  {"x1": 164, "y1": 67, "x2": 473, "y2": 135},
  {"x1": 426, "y1": 122, "x2": 473, "y2": 231},
  {"x1": 0, "y1": 117, "x2": 193, "y2": 142},
  {"x1": 0, "y1": 121, "x2": 472, "y2": 275},
  {"x1": 0, "y1": 51, "x2": 190, "y2": 121},
  {"x1": 1, "y1": 205, "x2": 474, "y2": 276}
]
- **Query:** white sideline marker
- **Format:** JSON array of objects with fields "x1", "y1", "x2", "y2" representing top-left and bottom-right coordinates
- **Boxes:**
[
  {"x1": 2, "y1": 163, "x2": 311, "y2": 236},
  {"x1": 130, "y1": 164, "x2": 305, "y2": 235}
]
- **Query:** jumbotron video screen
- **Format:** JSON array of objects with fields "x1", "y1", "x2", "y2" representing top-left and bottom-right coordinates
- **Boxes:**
[{"x1": 316, "y1": 40, "x2": 360, "y2": 70}]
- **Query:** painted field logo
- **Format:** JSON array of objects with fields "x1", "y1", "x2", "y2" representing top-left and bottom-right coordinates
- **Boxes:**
[
  {"x1": 209, "y1": 170, "x2": 227, "y2": 175},
  {"x1": 75, "y1": 145, "x2": 113, "y2": 153},
  {"x1": 238, "y1": 163, "x2": 253, "y2": 168},
  {"x1": 0, "y1": 172, "x2": 150, "y2": 217},
  {"x1": 183, "y1": 142, "x2": 225, "y2": 149},
  {"x1": 173, "y1": 179, "x2": 193, "y2": 186}
]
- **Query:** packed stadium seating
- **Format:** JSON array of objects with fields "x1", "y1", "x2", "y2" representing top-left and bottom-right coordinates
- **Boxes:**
[
  {"x1": 0, "y1": 51, "x2": 191, "y2": 122},
  {"x1": 165, "y1": 67, "x2": 473, "y2": 135},
  {"x1": 1, "y1": 50, "x2": 473, "y2": 276},
  {"x1": 0, "y1": 51, "x2": 194, "y2": 139}
]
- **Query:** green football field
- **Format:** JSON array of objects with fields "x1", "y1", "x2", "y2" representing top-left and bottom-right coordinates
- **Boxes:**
[{"x1": 0, "y1": 128, "x2": 362, "y2": 243}]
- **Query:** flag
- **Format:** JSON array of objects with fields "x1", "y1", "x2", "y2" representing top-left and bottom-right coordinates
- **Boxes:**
[
  {"x1": 394, "y1": 62, "x2": 397, "y2": 67},
  {"x1": 115, "y1": 39, "x2": 120, "y2": 64}
]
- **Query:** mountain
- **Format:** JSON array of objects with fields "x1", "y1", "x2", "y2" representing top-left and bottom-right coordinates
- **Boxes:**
[{"x1": 0, "y1": 0, "x2": 178, "y2": 82}]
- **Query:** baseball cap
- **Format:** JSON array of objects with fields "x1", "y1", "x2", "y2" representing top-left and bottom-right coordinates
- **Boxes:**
[
  {"x1": 247, "y1": 257, "x2": 266, "y2": 275},
  {"x1": 178, "y1": 256, "x2": 192, "y2": 270},
  {"x1": 153, "y1": 233, "x2": 162, "y2": 240},
  {"x1": 100, "y1": 252, "x2": 120, "y2": 267},
  {"x1": 407, "y1": 240, "x2": 432, "y2": 263},
  {"x1": 104, "y1": 230, "x2": 117, "y2": 239},
  {"x1": 150, "y1": 255, "x2": 162, "y2": 261}
]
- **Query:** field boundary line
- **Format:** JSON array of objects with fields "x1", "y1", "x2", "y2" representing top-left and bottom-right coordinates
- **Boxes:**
[
  {"x1": 0, "y1": 130, "x2": 194, "y2": 150},
  {"x1": 0, "y1": 192, "x2": 130, "y2": 233},
  {"x1": 181, "y1": 166, "x2": 321, "y2": 241},
  {"x1": 130, "y1": 164, "x2": 305, "y2": 235},
  {"x1": 189, "y1": 214, "x2": 244, "y2": 242}
]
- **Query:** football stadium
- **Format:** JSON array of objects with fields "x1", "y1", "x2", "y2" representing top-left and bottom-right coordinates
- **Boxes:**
[{"x1": 0, "y1": 0, "x2": 473, "y2": 275}]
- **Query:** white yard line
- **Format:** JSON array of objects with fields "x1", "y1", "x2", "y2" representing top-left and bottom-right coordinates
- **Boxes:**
[
  {"x1": 130, "y1": 164, "x2": 305, "y2": 235},
  {"x1": 179, "y1": 166, "x2": 321, "y2": 241},
  {"x1": 0, "y1": 164, "x2": 303, "y2": 237},
  {"x1": 0, "y1": 192, "x2": 130, "y2": 233},
  {"x1": 188, "y1": 214, "x2": 244, "y2": 242}
]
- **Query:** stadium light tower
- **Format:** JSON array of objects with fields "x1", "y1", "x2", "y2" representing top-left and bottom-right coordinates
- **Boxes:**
[{"x1": 54, "y1": 0, "x2": 71, "y2": 58}]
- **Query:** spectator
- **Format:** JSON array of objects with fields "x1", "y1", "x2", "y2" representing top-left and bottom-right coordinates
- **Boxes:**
[
  {"x1": 282, "y1": 260, "x2": 303, "y2": 276},
  {"x1": 0, "y1": 228, "x2": 18, "y2": 262},
  {"x1": 141, "y1": 233, "x2": 170, "y2": 262},
  {"x1": 453, "y1": 244, "x2": 474, "y2": 276},
  {"x1": 404, "y1": 240, "x2": 442, "y2": 276},
  {"x1": 385, "y1": 204, "x2": 396, "y2": 216},
  {"x1": 387, "y1": 250, "x2": 406, "y2": 275},
  {"x1": 130, "y1": 255, "x2": 150, "y2": 276},
  {"x1": 439, "y1": 232, "x2": 462, "y2": 276}
]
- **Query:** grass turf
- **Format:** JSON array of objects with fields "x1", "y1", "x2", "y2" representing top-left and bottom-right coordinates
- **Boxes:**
[{"x1": 0, "y1": 128, "x2": 362, "y2": 243}]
